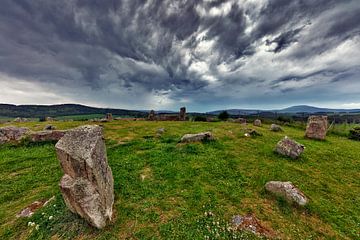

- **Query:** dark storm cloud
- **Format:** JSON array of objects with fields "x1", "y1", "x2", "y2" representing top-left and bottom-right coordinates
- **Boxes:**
[{"x1": 0, "y1": 0, "x2": 359, "y2": 110}]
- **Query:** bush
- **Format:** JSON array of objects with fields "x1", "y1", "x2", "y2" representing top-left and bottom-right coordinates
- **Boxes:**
[
  {"x1": 218, "y1": 111, "x2": 229, "y2": 121},
  {"x1": 349, "y1": 127, "x2": 360, "y2": 141},
  {"x1": 194, "y1": 116, "x2": 207, "y2": 122}
]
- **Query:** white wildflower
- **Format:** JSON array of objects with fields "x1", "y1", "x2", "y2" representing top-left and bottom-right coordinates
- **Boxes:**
[{"x1": 48, "y1": 215, "x2": 53, "y2": 220}]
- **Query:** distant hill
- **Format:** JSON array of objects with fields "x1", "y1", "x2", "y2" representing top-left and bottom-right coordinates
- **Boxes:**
[
  {"x1": 207, "y1": 105, "x2": 360, "y2": 115},
  {"x1": 0, "y1": 104, "x2": 147, "y2": 118}
]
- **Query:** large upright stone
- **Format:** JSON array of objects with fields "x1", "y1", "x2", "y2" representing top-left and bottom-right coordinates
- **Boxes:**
[
  {"x1": 55, "y1": 125, "x2": 114, "y2": 229},
  {"x1": 0, "y1": 126, "x2": 29, "y2": 144},
  {"x1": 105, "y1": 113, "x2": 113, "y2": 121},
  {"x1": 179, "y1": 107, "x2": 186, "y2": 121},
  {"x1": 148, "y1": 110, "x2": 156, "y2": 121},
  {"x1": 253, "y1": 119, "x2": 262, "y2": 127},
  {"x1": 305, "y1": 115, "x2": 328, "y2": 140}
]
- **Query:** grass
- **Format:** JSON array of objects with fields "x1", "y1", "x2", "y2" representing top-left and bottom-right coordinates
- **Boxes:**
[{"x1": 0, "y1": 120, "x2": 359, "y2": 239}]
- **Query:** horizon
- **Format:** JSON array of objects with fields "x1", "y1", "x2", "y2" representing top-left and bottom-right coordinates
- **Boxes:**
[{"x1": 1, "y1": 1, "x2": 360, "y2": 111}]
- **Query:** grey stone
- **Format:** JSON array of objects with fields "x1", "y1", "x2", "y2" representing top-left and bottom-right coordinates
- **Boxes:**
[
  {"x1": 180, "y1": 132, "x2": 214, "y2": 143},
  {"x1": 253, "y1": 119, "x2": 262, "y2": 126},
  {"x1": 275, "y1": 136, "x2": 305, "y2": 159},
  {"x1": 55, "y1": 125, "x2": 114, "y2": 229},
  {"x1": 270, "y1": 124, "x2": 283, "y2": 132},
  {"x1": 29, "y1": 130, "x2": 66, "y2": 142},
  {"x1": 265, "y1": 181, "x2": 308, "y2": 206}
]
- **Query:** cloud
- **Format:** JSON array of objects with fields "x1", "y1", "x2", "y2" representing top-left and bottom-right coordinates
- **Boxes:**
[{"x1": 0, "y1": 0, "x2": 359, "y2": 111}]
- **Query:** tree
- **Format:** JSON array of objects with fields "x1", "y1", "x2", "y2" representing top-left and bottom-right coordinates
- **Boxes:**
[{"x1": 218, "y1": 111, "x2": 229, "y2": 121}]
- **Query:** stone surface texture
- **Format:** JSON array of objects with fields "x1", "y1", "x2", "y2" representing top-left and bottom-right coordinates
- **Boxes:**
[
  {"x1": 305, "y1": 115, "x2": 328, "y2": 140},
  {"x1": 30, "y1": 130, "x2": 66, "y2": 142},
  {"x1": 265, "y1": 181, "x2": 308, "y2": 206},
  {"x1": 275, "y1": 136, "x2": 304, "y2": 159},
  {"x1": 0, "y1": 126, "x2": 29, "y2": 144},
  {"x1": 180, "y1": 132, "x2": 214, "y2": 143},
  {"x1": 253, "y1": 119, "x2": 262, "y2": 126},
  {"x1": 55, "y1": 125, "x2": 114, "y2": 229},
  {"x1": 270, "y1": 124, "x2": 283, "y2": 132}
]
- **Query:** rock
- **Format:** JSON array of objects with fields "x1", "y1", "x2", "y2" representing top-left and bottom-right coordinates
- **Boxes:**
[
  {"x1": 44, "y1": 125, "x2": 56, "y2": 130},
  {"x1": 0, "y1": 126, "x2": 30, "y2": 144},
  {"x1": 148, "y1": 110, "x2": 156, "y2": 121},
  {"x1": 275, "y1": 136, "x2": 305, "y2": 159},
  {"x1": 305, "y1": 115, "x2": 328, "y2": 140},
  {"x1": 29, "y1": 130, "x2": 67, "y2": 142},
  {"x1": 13, "y1": 117, "x2": 29, "y2": 122},
  {"x1": 253, "y1": 119, "x2": 262, "y2": 127},
  {"x1": 248, "y1": 129, "x2": 262, "y2": 137},
  {"x1": 180, "y1": 132, "x2": 214, "y2": 143},
  {"x1": 46, "y1": 117, "x2": 55, "y2": 122},
  {"x1": 231, "y1": 213, "x2": 275, "y2": 238},
  {"x1": 265, "y1": 181, "x2": 308, "y2": 206},
  {"x1": 270, "y1": 124, "x2": 283, "y2": 132},
  {"x1": 105, "y1": 113, "x2": 113, "y2": 121},
  {"x1": 16, "y1": 196, "x2": 55, "y2": 218},
  {"x1": 55, "y1": 125, "x2": 114, "y2": 229},
  {"x1": 234, "y1": 118, "x2": 247, "y2": 124},
  {"x1": 179, "y1": 107, "x2": 186, "y2": 121},
  {"x1": 157, "y1": 128, "x2": 165, "y2": 134}
]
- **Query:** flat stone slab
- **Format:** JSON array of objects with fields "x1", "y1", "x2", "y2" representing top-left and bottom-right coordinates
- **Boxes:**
[
  {"x1": 275, "y1": 136, "x2": 304, "y2": 159},
  {"x1": 180, "y1": 132, "x2": 214, "y2": 143}
]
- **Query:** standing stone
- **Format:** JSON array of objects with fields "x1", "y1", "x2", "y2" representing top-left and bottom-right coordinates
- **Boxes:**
[
  {"x1": 105, "y1": 113, "x2": 113, "y2": 121},
  {"x1": 179, "y1": 107, "x2": 186, "y2": 121},
  {"x1": 148, "y1": 110, "x2": 156, "y2": 121},
  {"x1": 55, "y1": 125, "x2": 114, "y2": 229},
  {"x1": 265, "y1": 181, "x2": 308, "y2": 206},
  {"x1": 0, "y1": 126, "x2": 29, "y2": 144},
  {"x1": 275, "y1": 136, "x2": 305, "y2": 159},
  {"x1": 305, "y1": 116, "x2": 328, "y2": 140},
  {"x1": 270, "y1": 124, "x2": 283, "y2": 132},
  {"x1": 254, "y1": 119, "x2": 262, "y2": 127}
]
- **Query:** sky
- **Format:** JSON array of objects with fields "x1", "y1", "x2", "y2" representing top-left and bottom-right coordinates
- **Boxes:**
[{"x1": 1, "y1": 0, "x2": 360, "y2": 112}]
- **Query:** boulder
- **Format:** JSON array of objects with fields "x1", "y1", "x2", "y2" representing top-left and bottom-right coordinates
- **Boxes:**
[
  {"x1": 29, "y1": 130, "x2": 67, "y2": 142},
  {"x1": 305, "y1": 116, "x2": 328, "y2": 140},
  {"x1": 270, "y1": 124, "x2": 283, "y2": 132},
  {"x1": 55, "y1": 125, "x2": 114, "y2": 229},
  {"x1": 265, "y1": 181, "x2": 308, "y2": 206},
  {"x1": 44, "y1": 125, "x2": 56, "y2": 130},
  {"x1": 180, "y1": 132, "x2": 214, "y2": 143},
  {"x1": 234, "y1": 118, "x2": 247, "y2": 124},
  {"x1": 156, "y1": 128, "x2": 165, "y2": 134},
  {"x1": 0, "y1": 126, "x2": 30, "y2": 144},
  {"x1": 13, "y1": 117, "x2": 28, "y2": 122},
  {"x1": 253, "y1": 119, "x2": 262, "y2": 127},
  {"x1": 179, "y1": 107, "x2": 186, "y2": 121},
  {"x1": 275, "y1": 136, "x2": 304, "y2": 159}
]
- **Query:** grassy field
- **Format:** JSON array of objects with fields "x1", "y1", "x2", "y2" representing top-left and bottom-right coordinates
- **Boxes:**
[{"x1": 0, "y1": 120, "x2": 359, "y2": 239}]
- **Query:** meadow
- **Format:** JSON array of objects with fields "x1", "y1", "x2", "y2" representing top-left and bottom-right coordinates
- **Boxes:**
[{"x1": 0, "y1": 120, "x2": 359, "y2": 239}]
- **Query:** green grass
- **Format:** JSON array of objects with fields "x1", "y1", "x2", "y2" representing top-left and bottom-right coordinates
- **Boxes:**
[{"x1": 0, "y1": 120, "x2": 359, "y2": 239}]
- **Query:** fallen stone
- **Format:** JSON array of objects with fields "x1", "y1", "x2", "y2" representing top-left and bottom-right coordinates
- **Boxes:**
[
  {"x1": 253, "y1": 119, "x2": 262, "y2": 127},
  {"x1": 0, "y1": 126, "x2": 30, "y2": 144},
  {"x1": 55, "y1": 125, "x2": 114, "y2": 229},
  {"x1": 265, "y1": 181, "x2": 308, "y2": 206},
  {"x1": 231, "y1": 213, "x2": 275, "y2": 238},
  {"x1": 234, "y1": 118, "x2": 247, "y2": 124},
  {"x1": 13, "y1": 117, "x2": 29, "y2": 122},
  {"x1": 29, "y1": 130, "x2": 67, "y2": 142},
  {"x1": 180, "y1": 132, "x2": 214, "y2": 143},
  {"x1": 305, "y1": 115, "x2": 328, "y2": 140},
  {"x1": 270, "y1": 124, "x2": 283, "y2": 132},
  {"x1": 157, "y1": 128, "x2": 165, "y2": 134},
  {"x1": 275, "y1": 136, "x2": 304, "y2": 159},
  {"x1": 16, "y1": 196, "x2": 55, "y2": 218}
]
